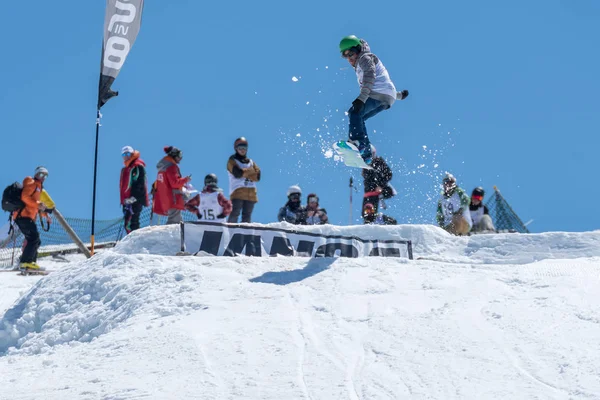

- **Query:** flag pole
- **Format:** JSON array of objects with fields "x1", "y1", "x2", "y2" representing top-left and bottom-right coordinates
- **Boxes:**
[
  {"x1": 91, "y1": 109, "x2": 101, "y2": 255},
  {"x1": 349, "y1": 176, "x2": 353, "y2": 225},
  {"x1": 92, "y1": 0, "x2": 144, "y2": 254}
]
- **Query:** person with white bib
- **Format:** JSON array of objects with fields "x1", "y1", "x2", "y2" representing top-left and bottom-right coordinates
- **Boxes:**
[
  {"x1": 194, "y1": 174, "x2": 232, "y2": 222},
  {"x1": 469, "y1": 187, "x2": 495, "y2": 233},
  {"x1": 436, "y1": 173, "x2": 472, "y2": 235},
  {"x1": 227, "y1": 137, "x2": 260, "y2": 223}
]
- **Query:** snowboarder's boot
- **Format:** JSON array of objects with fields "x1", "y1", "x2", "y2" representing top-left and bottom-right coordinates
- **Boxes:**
[{"x1": 19, "y1": 262, "x2": 45, "y2": 272}]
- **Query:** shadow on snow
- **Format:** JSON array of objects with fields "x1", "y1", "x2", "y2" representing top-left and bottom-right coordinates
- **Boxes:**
[{"x1": 249, "y1": 257, "x2": 337, "y2": 286}]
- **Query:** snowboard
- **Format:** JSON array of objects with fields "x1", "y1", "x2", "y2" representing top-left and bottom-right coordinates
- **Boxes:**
[
  {"x1": 17, "y1": 269, "x2": 50, "y2": 276},
  {"x1": 332, "y1": 141, "x2": 373, "y2": 170}
]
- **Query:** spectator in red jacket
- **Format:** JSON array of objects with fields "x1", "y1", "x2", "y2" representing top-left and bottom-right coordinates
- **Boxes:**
[
  {"x1": 119, "y1": 146, "x2": 149, "y2": 233},
  {"x1": 152, "y1": 146, "x2": 191, "y2": 224}
]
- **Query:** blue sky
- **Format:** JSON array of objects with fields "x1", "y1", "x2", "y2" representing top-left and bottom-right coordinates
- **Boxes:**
[{"x1": 1, "y1": 0, "x2": 599, "y2": 232}]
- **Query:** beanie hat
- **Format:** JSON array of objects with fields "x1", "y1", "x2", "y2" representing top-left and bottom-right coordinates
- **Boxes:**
[{"x1": 164, "y1": 146, "x2": 182, "y2": 158}]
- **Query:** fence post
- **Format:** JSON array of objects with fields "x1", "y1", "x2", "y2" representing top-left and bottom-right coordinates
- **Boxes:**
[{"x1": 53, "y1": 209, "x2": 92, "y2": 258}]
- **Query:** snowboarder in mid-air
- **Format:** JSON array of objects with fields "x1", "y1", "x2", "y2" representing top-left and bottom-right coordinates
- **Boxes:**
[{"x1": 340, "y1": 35, "x2": 409, "y2": 164}]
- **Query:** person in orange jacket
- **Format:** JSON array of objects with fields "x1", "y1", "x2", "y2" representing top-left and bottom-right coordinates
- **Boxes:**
[
  {"x1": 14, "y1": 166, "x2": 51, "y2": 271},
  {"x1": 152, "y1": 146, "x2": 191, "y2": 224}
]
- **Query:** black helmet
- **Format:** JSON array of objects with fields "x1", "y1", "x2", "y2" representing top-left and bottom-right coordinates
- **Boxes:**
[
  {"x1": 204, "y1": 173, "x2": 218, "y2": 186},
  {"x1": 234, "y1": 137, "x2": 248, "y2": 149},
  {"x1": 472, "y1": 187, "x2": 485, "y2": 197}
]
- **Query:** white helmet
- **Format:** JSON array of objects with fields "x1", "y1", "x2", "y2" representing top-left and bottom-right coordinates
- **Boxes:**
[
  {"x1": 34, "y1": 166, "x2": 49, "y2": 177},
  {"x1": 442, "y1": 173, "x2": 456, "y2": 185},
  {"x1": 286, "y1": 185, "x2": 302, "y2": 197},
  {"x1": 442, "y1": 172, "x2": 457, "y2": 195},
  {"x1": 121, "y1": 145, "x2": 134, "y2": 155}
]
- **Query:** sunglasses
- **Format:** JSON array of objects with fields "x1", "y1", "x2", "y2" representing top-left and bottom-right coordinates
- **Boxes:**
[
  {"x1": 236, "y1": 145, "x2": 248, "y2": 150},
  {"x1": 122, "y1": 152, "x2": 132, "y2": 157},
  {"x1": 289, "y1": 193, "x2": 300, "y2": 200},
  {"x1": 36, "y1": 172, "x2": 48, "y2": 178},
  {"x1": 342, "y1": 50, "x2": 356, "y2": 58},
  {"x1": 308, "y1": 197, "x2": 318, "y2": 204}
]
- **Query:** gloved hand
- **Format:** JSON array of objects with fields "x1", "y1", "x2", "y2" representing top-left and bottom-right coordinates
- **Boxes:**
[
  {"x1": 38, "y1": 202, "x2": 47, "y2": 211},
  {"x1": 185, "y1": 174, "x2": 192, "y2": 182},
  {"x1": 351, "y1": 98, "x2": 364, "y2": 114},
  {"x1": 397, "y1": 90, "x2": 409, "y2": 100},
  {"x1": 216, "y1": 213, "x2": 226, "y2": 219},
  {"x1": 124, "y1": 197, "x2": 137, "y2": 205}
]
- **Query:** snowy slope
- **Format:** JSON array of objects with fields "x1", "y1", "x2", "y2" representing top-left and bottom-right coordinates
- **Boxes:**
[{"x1": 0, "y1": 224, "x2": 599, "y2": 399}]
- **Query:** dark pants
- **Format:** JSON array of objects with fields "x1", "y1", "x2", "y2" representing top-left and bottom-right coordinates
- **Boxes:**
[
  {"x1": 348, "y1": 98, "x2": 388, "y2": 157},
  {"x1": 15, "y1": 217, "x2": 41, "y2": 263},
  {"x1": 228, "y1": 199, "x2": 256, "y2": 223},
  {"x1": 123, "y1": 202, "x2": 143, "y2": 233}
]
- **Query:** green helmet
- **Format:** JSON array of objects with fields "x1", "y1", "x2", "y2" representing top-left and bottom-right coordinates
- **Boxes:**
[{"x1": 339, "y1": 35, "x2": 361, "y2": 53}]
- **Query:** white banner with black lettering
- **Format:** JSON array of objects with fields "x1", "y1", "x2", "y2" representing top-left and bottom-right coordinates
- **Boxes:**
[{"x1": 182, "y1": 222, "x2": 413, "y2": 259}]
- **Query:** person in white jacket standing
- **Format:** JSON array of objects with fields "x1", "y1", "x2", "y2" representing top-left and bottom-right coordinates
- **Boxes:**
[
  {"x1": 340, "y1": 35, "x2": 409, "y2": 164},
  {"x1": 436, "y1": 173, "x2": 472, "y2": 235}
]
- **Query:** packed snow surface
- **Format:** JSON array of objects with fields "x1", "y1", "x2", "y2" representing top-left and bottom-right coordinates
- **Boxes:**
[{"x1": 0, "y1": 223, "x2": 599, "y2": 399}]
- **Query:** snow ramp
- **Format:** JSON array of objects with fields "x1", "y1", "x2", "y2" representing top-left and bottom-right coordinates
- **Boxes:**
[
  {"x1": 0, "y1": 224, "x2": 598, "y2": 399},
  {"x1": 115, "y1": 223, "x2": 600, "y2": 264}
]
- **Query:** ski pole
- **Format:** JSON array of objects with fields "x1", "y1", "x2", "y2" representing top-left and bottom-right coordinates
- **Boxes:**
[
  {"x1": 349, "y1": 176, "x2": 353, "y2": 225},
  {"x1": 10, "y1": 226, "x2": 17, "y2": 267}
]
